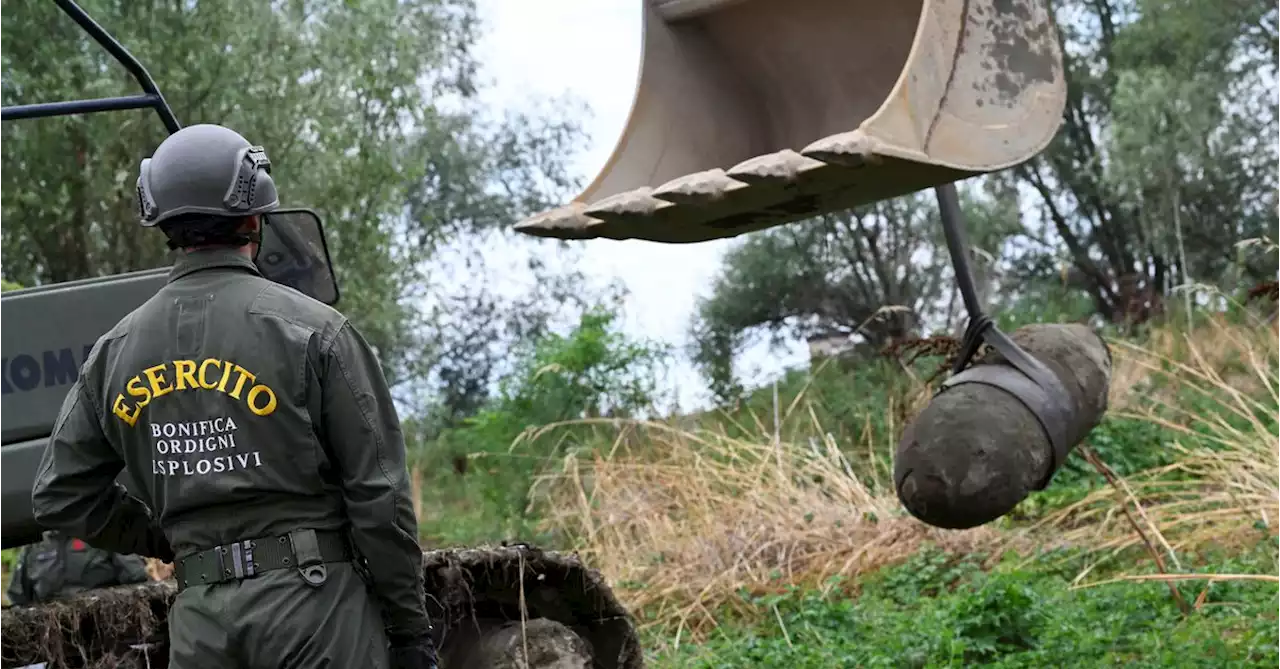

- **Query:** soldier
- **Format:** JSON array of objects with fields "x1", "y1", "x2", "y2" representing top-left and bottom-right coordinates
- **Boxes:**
[
  {"x1": 6, "y1": 529, "x2": 151, "y2": 606},
  {"x1": 30, "y1": 124, "x2": 436, "y2": 669}
]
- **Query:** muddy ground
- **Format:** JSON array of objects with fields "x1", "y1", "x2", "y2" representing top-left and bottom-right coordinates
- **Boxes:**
[{"x1": 1, "y1": 545, "x2": 642, "y2": 669}]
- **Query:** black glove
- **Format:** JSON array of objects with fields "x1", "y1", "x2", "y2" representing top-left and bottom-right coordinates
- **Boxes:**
[{"x1": 388, "y1": 637, "x2": 438, "y2": 669}]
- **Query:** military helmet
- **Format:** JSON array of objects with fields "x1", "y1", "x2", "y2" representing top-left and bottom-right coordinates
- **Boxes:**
[{"x1": 136, "y1": 124, "x2": 279, "y2": 227}]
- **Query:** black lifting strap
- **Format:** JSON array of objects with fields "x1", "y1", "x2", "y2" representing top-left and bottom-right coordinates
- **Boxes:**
[{"x1": 932, "y1": 184, "x2": 1076, "y2": 489}]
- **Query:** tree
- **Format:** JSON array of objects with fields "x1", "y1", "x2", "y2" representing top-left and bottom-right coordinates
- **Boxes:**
[
  {"x1": 1, "y1": 0, "x2": 589, "y2": 393},
  {"x1": 421, "y1": 303, "x2": 670, "y2": 542},
  {"x1": 690, "y1": 191, "x2": 1018, "y2": 401},
  {"x1": 1012, "y1": 0, "x2": 1278, "y2": 323},
  {"x1": 403, "y1": 230, "x2": 631, "y2": 438},
  {"x1": 689, "y1": 0, "x2": 1276, "y2": 402}
]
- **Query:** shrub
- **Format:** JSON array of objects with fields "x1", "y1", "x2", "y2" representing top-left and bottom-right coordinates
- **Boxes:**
[{"x1": 415, "y1": 306, "x2": 670, "y2": 545}]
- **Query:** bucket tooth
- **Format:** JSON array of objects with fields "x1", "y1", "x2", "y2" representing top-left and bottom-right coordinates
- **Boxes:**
[
  {"x1": 513, "y1": 203, "x2": 602, "y2": 240},
  {"x1": 651, "y1": 169, "x2": 749, "y2": 205},
  {"x1": 514, "y1": 0, "x2": 1068, "y2": 244},
  {"x1": 582, "y1": 187, "x2": 674, "y2": 223},
  {"x1": 727, "y1": 150, "x2": 827, "y2": 185},
  {"x1": 800, "y1": 131, "x2": 885, "y2": 169}
]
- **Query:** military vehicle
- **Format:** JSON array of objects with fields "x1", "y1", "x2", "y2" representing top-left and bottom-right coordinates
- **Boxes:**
[{"x1": 1, "y1": 2, "x2": 640, "y2": 667}]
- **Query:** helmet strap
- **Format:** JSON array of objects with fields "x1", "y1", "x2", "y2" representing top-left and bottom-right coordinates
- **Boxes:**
[{"x1": 248, "y1": 227, "x2": 264, "y2": 261}]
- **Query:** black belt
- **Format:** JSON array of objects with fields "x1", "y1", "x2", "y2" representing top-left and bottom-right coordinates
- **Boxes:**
[{"x1": 174, "y1": 529, "x2": 350, "y2": 592}]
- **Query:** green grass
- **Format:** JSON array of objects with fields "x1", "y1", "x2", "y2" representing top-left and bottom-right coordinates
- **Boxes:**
[
  {"x1": 10, "y1": 302, "x2": 1269, "y2": 669},
  {"x1": 645, "y1": 539, "x2": 1280, "y2": 668},
  {"x1": 402, "y1": 309, "x2": 1277, "y2": 668}
]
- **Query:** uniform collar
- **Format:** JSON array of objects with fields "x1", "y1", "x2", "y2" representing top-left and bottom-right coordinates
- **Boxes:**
[{"x1": 169, "y1": 247, "x2": 262, "y2": 283}]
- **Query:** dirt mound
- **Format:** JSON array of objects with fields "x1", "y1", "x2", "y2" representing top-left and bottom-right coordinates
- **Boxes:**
[
  {"x1": 1, "y1": 546, "x2": 642, "y2": 669},
  {"x1": 424, "y1": 545, "x2": 642, "y2": 669},
  {"x1": 1, "y1": 581, "x2": 171, "y2": 668}
]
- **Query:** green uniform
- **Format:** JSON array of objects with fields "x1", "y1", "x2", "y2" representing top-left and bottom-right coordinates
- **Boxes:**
[
  {"x1": 6, "y1": 530, "x2": 151, "y2": 606},
  {"x1": 31, "y1": 248, "x2": 430, "y2": 668}
]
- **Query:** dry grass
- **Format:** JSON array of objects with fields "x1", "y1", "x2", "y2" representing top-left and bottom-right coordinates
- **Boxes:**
[
  {"x1": 1040, "y1": 315, "x2": 1278, "y2": 574},
  {"x1": 1108, "y1": 314, "x2": 1272, "y2": 411},
  {"x1": 532, "y1": 315, "x2": 1277, "y2": 637},
  {"x1": 534, "y1": 408, "x2": 998, "y2": 638}
]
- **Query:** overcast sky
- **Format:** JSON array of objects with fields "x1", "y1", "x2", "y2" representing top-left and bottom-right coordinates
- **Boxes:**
[{"x1": 472, "y1": 0, "x2": 807, "y2": 410}]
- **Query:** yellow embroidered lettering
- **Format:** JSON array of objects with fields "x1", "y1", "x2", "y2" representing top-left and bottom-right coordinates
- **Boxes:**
[
  {"x1": 144, "y1": 363, "x2": 174, "y2": 398},
  {"x1": 111, "y1": 394, "x2": 141, "y2": 427},
  {"x1": 173, "y1": 360, "x2": 198, "y2": 390},
  {"x1": 227, "y1": 365, "x2": 255, "y2": 400},
  {"x1": 216, "y1": 362, "x2": 233, "y2": 392},
  {"x1": 114, "y1": 358, "x2": 280, "y2": 424},
  {"x1": 126, "y1": 375, "x2": 152, "y2": 407},
  {"x1": 246, "y1": 385, "x2": 277, "y2": 416},
  {"x1": 198, "y1": 358, "x2": 221, "y2": 389}
]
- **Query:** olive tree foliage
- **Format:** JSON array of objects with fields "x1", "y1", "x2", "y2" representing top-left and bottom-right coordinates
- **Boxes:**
[
  {"x1": 1, "y1": 0, "x2": 592, "y2": 396},
  {"x1": 1012, "y1": 0, "x2": 1278, "y2": 322},
  {"x1": 690, "y1": 191, "x2": 1018, "y2": 401}
]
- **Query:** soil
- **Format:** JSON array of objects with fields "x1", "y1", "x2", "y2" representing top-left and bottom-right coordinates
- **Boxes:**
[{"x1": 1, "y1": 545, "x2": 643, "y2": 669}]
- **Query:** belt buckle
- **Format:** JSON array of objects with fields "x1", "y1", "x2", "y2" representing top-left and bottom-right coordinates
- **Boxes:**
[{"x1": 213, "y1": 540, "x2": 257, "y2": 582}]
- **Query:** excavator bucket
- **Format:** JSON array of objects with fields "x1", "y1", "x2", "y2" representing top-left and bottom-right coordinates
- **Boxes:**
[{"x1": 514, "y1": 0, "x2": 1066, "y2": 244}]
